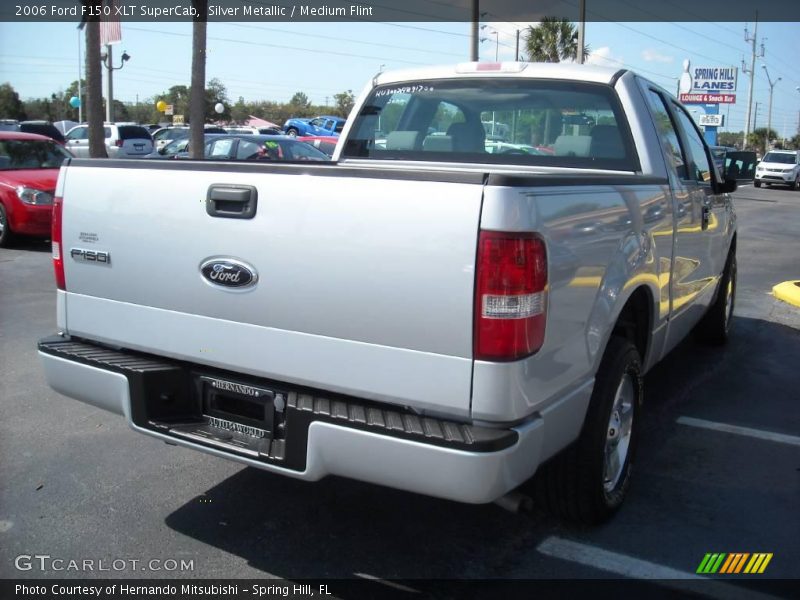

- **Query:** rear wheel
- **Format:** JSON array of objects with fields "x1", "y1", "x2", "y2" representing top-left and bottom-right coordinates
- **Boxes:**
[
  {"x1": 696, "y1": 248, "x2": 736, "y2": 345},
  {"x1": 530, "y1": 336, "x2": 642, "y2": 524},
  {"x1": 0, "y1": 203, "x2": 14, "y2": 248}
]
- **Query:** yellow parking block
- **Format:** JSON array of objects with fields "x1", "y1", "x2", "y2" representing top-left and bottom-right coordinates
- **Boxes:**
[{"x1": 772, "y1": 281, "x2": 800, "y2": 308}]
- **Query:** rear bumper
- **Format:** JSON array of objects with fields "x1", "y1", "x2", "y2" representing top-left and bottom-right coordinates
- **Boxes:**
[{"x1": 38, "y1": 335, "x2": 548, "y2": 504}]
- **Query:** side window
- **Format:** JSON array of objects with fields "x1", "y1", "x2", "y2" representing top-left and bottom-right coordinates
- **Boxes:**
[
  {"x1": 235, "y1": 140, "x2": 261, "y2": 160},
  {"x1": 644, "y1": 89, "x2": 687, "y2": 180},
  {"x1": 208, "y1": 139, "x2": 234, "y2": 158},
  {"x1": 310, "y1": 118, "x2": 324, "y2": 127},
  {"x1": 672, "y1": 104, "x2": 713, "y2": 183},
  {"x1": 67, "y1": 127, "x2": 87, "y2": 140}
]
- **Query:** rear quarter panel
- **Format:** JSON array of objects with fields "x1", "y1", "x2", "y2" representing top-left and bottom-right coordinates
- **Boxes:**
[{"x1": 472, "y1": 180, "x2": 673, "y2": 422}]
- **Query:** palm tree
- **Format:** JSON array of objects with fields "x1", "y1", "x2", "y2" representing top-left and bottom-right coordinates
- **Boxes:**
[
  {"x1": 189, "y1": 0, "x2": 207, "y2": 159},
  {"x1": 525, "y1": 18, "x2": 588, "y2": 63},
  {"x1": 82, "y1": 2, "x2": 107, "y2": 158}
]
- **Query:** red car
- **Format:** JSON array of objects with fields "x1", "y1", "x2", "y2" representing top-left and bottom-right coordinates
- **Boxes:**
[
  {"x1": 0, "y1": 131, "x2": 72, "y2": 247},
  {"x1": 297, "y1": 135, "x2": 338, "y2": 157}
]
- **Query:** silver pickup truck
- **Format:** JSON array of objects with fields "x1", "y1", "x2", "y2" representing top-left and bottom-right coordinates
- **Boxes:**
[{"x1": 39, "y1": 63, "x2": 737, "y2": 524}]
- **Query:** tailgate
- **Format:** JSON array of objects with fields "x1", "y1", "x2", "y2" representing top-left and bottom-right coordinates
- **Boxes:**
[{"x1": 58, "y1": 161, "x2": 485, "y2": 417}]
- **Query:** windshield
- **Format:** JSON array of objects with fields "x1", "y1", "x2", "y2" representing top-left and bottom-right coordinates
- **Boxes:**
[
  {"x1": 0, "y1": 139, "x2": 72, "y2": 170},
  {"x1": 342, "y1": 78, "x2": 637, "y2": 170},
  {"x1": 762, "y1": 152, "x2": 796, "y2": 164}
]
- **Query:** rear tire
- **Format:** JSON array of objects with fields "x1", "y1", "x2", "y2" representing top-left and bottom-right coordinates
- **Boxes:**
[
  {"x1": 0, "y1": 203, "x2": 14, "y2": 248},
  {"x1": 529, "y1": 337, "x2": 642, "y2": 524},
  {"x1": 695, "y1": 248, "x2": 736, "y2": 345}
]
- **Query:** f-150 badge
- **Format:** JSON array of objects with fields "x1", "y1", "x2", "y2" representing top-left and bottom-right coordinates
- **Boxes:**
[
  {"x1": 200, "y1": 258, "x2": 258, "y2": 289},
  {"x1": 70, "y1": 248, "x2": 110, "y2": 264}
]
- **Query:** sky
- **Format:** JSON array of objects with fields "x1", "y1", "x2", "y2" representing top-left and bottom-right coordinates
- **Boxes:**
[{"x1": 1, "y1": 18, "x2": 798, "y2": 137}]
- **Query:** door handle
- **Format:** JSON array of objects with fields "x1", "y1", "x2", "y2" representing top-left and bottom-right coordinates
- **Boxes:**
[
  {"x1": 701, "y1": 205, "x2": 711, "y2": 230},
  {"x1": 206, "y1": 185, "x2": 258, "y2": 219}
]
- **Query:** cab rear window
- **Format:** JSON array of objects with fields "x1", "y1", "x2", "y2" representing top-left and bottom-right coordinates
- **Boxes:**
[{"x1": 342, "y1": 78, "x2": 638, "y2": 171}]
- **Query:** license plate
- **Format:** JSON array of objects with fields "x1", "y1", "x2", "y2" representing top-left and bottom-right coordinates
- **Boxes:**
[
  {"x1": 134, "y1": 144, "x2": 143, "y2": 150},
  {"x1": 199, "y1": 375, "x2": 277, "y2": 437}
]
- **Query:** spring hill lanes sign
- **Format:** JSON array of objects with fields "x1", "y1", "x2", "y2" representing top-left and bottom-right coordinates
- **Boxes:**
[{"x1": 679, "y1": 65, "x2": 738, "y2": 104}]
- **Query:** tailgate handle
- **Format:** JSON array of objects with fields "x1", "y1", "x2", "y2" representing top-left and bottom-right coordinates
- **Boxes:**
[{"x1": 206, "y1": 185, "x2": 258, "y2": 219}]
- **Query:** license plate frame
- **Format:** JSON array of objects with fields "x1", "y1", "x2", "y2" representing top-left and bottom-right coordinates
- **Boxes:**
[{"x1": 198, "y1": 375, "x2": 277, "y2": 438}]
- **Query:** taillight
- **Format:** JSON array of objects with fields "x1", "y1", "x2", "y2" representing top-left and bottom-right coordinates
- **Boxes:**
[
  {"x1": 115, "y1": 139, "x2": 123, "y2": 147},
  {"x1": 52, "y1": 195, "x2": 65, "y2": 290},
  {"x1": 474, "y1": 231, "x2": 547, "y2": 361}
]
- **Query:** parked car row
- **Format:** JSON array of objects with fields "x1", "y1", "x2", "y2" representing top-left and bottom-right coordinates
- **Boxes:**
[{"x1": 0, "y1": 127, "x2": 331, "y2": 248}]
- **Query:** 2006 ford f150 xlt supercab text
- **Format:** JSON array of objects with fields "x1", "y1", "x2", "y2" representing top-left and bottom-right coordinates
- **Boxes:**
[{"x1": 39, "y1": 63, "x2": 737, "y2": 523}]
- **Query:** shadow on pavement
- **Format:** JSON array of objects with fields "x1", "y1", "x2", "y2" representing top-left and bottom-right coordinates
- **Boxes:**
[{"x1": 3, "y1": 237, "x2": 51, "y2": 252}]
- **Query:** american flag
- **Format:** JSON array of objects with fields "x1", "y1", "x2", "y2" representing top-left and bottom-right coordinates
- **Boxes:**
[{"x1": 100, "y1": 0, "x2": 122, "y2": 46}]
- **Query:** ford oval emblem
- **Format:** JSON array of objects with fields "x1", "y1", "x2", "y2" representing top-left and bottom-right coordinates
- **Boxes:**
[{"x1": 200, "y1": 258, "x2": 258, "y2": 289}]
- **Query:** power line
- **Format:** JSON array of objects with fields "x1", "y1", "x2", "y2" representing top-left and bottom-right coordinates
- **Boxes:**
[
  {"x1": 218, "y1": 22, "x2": 464, "y2": 58},
  {"x1": 125, "y1": 25, "x2": 430, "y2": 66}
]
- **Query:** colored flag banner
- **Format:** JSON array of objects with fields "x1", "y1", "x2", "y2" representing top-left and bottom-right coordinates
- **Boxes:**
[{"x1": 100, "y1": 0, "x2": 122, "y2": 45}]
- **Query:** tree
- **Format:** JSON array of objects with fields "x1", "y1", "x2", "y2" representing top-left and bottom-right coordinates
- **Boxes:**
[
  {"x1": 0, "y1": 83, "x2": 27, "y2": 120},
  {"x1": 747, "y1": 127, "x2": 778, "y2": 154},
  {"x1": 189, "y1": 0, "x2": 207, "y2": 158},
  {"x1": 230, "y1": 96, "x2": 249, "y2": 123},
  {"x1": 289, "y1": 92, "x2": 311, "y2": 110},
  {"x1": 333, "y1": 90, "x2": 355, "y2": 117},
  {"x1": 83, "y1": 4, "x2": 107, "y2": 158},
  {"x1": 525, "y1": 17, "x2": 588, "y2": 63},
  {"x1": 717, "y1": 131, "x2": 743, "y2": 148},
  {"x1": 788, "y1": 134, "x2": 800, "y2": 150}
]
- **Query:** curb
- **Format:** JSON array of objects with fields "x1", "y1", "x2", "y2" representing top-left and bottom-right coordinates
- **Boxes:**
[{"x1": 772, "y1": 281, "x2": 800, "y2": 308}]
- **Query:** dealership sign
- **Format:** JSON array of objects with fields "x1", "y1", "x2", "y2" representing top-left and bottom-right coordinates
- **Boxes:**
[
  {"x1": 698, "y1": 114, "x2": 724, "y2": 127},
  {"x1": 679, "y1": 65, "x2": 737, "y2": 104}
]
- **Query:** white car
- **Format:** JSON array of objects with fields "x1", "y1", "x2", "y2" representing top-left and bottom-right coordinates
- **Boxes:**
[
  {"x1": 65, "y1": 123, "x2": 153, "y2": 158},
  {"x1": 754, "y1": 150, "x2": 800, "y2": 190}
]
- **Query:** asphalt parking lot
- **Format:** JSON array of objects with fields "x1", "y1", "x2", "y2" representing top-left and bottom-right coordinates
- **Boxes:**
[{"x1": 1, "y1": 183, "x2": 798, "y2": 596}]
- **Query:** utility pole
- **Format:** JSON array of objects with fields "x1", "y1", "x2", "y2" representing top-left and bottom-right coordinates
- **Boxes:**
[
  {"x1": 77, "y1": 28, "x2": 82, "y2": 122},
  {"x1": 752, "y1": 101, "x2": 759, "y2": 132},
  {"x1": 515, "y1": 30, "x2": 520, "y2": 62},
  {"x1": 762, "y1": 65, "x2": 781, "y2": 151},
  {"x1": 105, "y1": 45, "x2": 112, "y2": 122},
  {"x1": 577, "y1": 0, "x2": 586, "y2": 64},
  {"x1": 100, "y1": 47, "x2": 130, "y2": 123},
  {"x1": 470, "y1": 0, "x2": 478, "y2": 61},
  {"x1": 742, "y1": 12, "x2": 764, "y2": 148}
]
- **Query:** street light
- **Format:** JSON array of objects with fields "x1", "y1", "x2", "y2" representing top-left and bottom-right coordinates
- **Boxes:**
[
  {"x1": 99, "y1": 49, "x2": 131, "y2": 123},
  {"x1": 480, "y1": 26, "x2": 499, "y2": 62},
  {"x1": 761, "y1": 65, "x2": 780, "y2": 151}
]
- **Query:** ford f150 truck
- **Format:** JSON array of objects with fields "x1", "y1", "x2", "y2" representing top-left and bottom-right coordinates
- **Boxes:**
[{"x1": 39, "y1": 63, "x2": 737, "y2": 524}]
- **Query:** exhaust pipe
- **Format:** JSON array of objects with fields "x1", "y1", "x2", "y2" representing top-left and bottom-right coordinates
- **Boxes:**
[{"x1": 494, "y1": 490, "x2": 533, "y2": 513}]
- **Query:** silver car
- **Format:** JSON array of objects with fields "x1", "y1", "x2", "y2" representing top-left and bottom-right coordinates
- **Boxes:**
[{"x1": 65, "y1": 124, "x2": 153, "y2": 158}]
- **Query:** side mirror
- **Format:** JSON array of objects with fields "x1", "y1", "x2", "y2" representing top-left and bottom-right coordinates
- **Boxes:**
[{"x1": 716, "y1": 176, "x2": 737, "y2": 194}]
